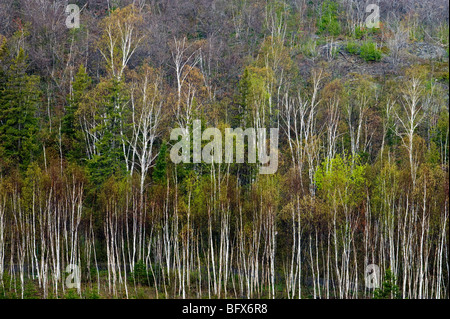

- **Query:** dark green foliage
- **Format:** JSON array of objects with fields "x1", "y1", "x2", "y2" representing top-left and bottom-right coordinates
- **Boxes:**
[
  {"x1": 130, "y1": 260, "x2": 157, "y2": 287},
  {"x1": 87, "y1": 79, "x2": 127, "y2": 186},
  {"x1": 0, "y1": 1, "x2": 448, "y2": 301},
  {"x1": 84, "y1": 288, "x2": 100, "y2": 299},
  {"x1": 132, "y1": 260, "x2": 149, "y2": 286},
  {"x1": 24, "y1": 280, "x2": 40, "y2": 299},
  {"x1": 152, "y1": 142, "x2": 168, "y2": 184},
  {"x1": 62, "y1": 64, "x2": 91, "y2": 162},
  {"x1": 0, "y1": 274, "x2": 20, "y2": 299},
  {"x1": 373, "y1": 269, "x2": 401, "y2": 299},
  {"x1": 431, "y1": 111, "x2": 449, "y2": 164},
  {"x1": 64, "y1": 289, "x2": 81, "y2": 299},
  {"x1": 0, "y1": 48, "x2": 40, "y2": 170},
  {"x1": 235, "y1": 67, "x2": 253, "y2": 127}
]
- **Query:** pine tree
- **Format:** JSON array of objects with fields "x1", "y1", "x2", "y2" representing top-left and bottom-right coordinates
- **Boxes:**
[
  {"x1": 374, "y1": 268, "x2": 401, "y2": 299},
  {"x1": 62, "y1": 64, "x2": 91, "y2": 162},
  {"x1": 0, "y1": 48, "x2": 40, "y2": 170},
  {"x1": 152, "y1": 143, "x2": 167, "y2": 185},
  {"x1": 88, "y1": 78, "x2": 127, "y2": 185}
]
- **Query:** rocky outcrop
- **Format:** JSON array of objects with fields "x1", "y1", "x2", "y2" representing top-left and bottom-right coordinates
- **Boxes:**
[{"x1": 407, "y1": 42, "x2": 447, "y2": 60}]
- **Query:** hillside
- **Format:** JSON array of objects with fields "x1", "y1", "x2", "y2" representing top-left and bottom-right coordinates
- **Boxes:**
[{"x1": 0, "y1": 0, "x2": 448, "y2": 300}]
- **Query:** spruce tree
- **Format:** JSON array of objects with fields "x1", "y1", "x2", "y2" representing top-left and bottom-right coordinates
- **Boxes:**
[
  {"x1": 62, "y1": 64, "x2": 91, "y2": 162},
  {"x1": 152, "y1": 142, "x2": 167, "y2": 185},
  {"x1": 0, "y1": 48, "x2": 40, "y2": 170},
  {"x1": 88, "y1": 78, "x2": 127, "y2": 185}
]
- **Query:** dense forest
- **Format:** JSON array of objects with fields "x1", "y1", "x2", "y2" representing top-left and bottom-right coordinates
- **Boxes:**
[{"x1": 0, "y1": 0, "x2": 448, "y2": 299}]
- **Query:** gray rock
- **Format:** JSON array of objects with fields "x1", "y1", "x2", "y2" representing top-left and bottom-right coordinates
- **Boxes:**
[{"x1": 407, "y1": 42, "x2": 447, "y2": 60}]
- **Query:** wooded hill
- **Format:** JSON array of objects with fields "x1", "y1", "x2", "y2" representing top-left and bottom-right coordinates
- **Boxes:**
[{"x1": 0, "y1": 0, "x2": 448, "y2": 299}]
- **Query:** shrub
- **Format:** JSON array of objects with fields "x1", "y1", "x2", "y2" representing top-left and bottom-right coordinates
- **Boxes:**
[
  {"x1": 354, "y1": 25, "x2": 367, "y2": 39},
  {"x1": 84, "y1": 288, "x2": 100, "y2": 299},
  {"x1": 373, "y1": 268, "x2": 401, "y2": 299},
  {"x1": 24, "y1": 280, "x2": 40, "y2": 299},
  {"x1": 346, "y1": 41, "x2": 359, "y2": 55},
  {"x1": 360, "y1": 41, "x2": 382, "y2": 61},
  {"x1": 64, "y1": 289, "x2": 80, "y2": 299},
  {"x1": 130, "y1": 260, "x2": 159, "y2": 286},
  {"x1": 131, "y1": 260, "x2": 150, "y2": 286},
  {"x1": 301, "y1": 39, "x2": 319, "y2": 59}
]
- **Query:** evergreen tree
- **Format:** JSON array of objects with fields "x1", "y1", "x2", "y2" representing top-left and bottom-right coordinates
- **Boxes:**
[
  {"x1": 374, "y1": 268, "x2": 401, "y2": 299},
  {"x1": 88, "y1": 78, "x2": 127, "y2": 185},
  {"x1": 152, "y1": 142, "x2": 167, "y2": 185},
  {"x1": 0, "y1": 48, "x2": 40, "y2": 170},
  {"x1": 62, "y1": 64, "x2": 91, "y2": 162}
]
